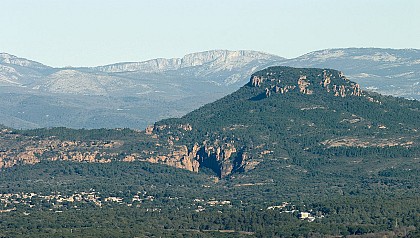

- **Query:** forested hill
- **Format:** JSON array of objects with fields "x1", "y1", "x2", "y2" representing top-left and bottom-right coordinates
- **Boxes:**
[{"x1": 152, "y1": 66, "x2": 420, "y2": 177}]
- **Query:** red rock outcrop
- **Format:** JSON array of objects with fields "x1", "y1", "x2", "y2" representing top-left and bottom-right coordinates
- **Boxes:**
[
  {"x1": 298, "y1": 75, "x2": 311, "y2": 94},
  {"x1": 250, "y1": 76, "x2": 262, "y2": 87},
  {"x1": 351, "y1": 83, "x2": 362, "y2": 96},
  {"x1": 265, "y1": 88, "x2": 271, "y2": 97}
]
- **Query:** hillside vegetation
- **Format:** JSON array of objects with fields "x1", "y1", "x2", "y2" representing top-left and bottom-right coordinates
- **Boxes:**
[{"x1": 0, "y1": 66, "x2": 419, "y2": 237}]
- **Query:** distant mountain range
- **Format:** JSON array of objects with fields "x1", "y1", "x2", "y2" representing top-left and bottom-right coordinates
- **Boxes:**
[
  {"x1": 0, "y1": 48, "x2": 419, "y2": 129},
  {"x1": 0, "y1": 50, "x2": 284, "y2": 129}
]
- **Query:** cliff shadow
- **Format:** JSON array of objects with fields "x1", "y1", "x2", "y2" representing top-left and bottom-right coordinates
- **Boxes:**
[{"x1": 249, "y1": 93, "x2": 267, "y2": 101}]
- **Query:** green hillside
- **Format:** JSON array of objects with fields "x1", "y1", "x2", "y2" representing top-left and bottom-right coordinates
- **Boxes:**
[{"x1": 155, "y1": 66, "x2": 420, "y2": 177}]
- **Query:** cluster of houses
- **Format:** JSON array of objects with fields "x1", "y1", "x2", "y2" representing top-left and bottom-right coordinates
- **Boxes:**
[
  {"x1": 0, "y1": 190, "x2": 156, "y2": 212},
  {"x1": 2, "y1": 190, "x2": 324, "y2": 223},
  {"x1": 266, "y1": 202, "x2": 323, "y2": 222}
]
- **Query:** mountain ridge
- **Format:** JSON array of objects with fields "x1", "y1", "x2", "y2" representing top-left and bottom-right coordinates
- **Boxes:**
[
  {"x1": 93, "y1": 50, "x2": 284, "y2": 73},
  {"x1": 1, "y1": 48, "x2": 420, "y2": 129},
  {"x1": 0, "y1": 52, "x2": 51, "y2": 70},
  {"x1": 0, "y1": 49, "x2": 285, "y2": 129}
]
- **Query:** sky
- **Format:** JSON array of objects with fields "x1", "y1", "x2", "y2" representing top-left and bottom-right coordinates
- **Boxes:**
[{"x1": 1, "y1": 0, "x2": 420, "y2": 67}]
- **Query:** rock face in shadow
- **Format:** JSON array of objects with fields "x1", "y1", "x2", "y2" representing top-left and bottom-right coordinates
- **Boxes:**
[{"x1": 143, "y1": 123, "x2": 249, "y2": 178}]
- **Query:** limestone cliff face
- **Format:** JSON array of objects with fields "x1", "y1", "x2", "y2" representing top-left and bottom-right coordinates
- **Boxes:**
[
  {"x1": 145, "y1": 145, "x2": 199, "y2": 172},
  {"x1": 0, "y1": 124, "x2": 205, "y2": 172},
  {"x1": 250, "y1": 76, "x2": 263, "y2": 87},
  {"x1": 141, "y1": 125, "x2": 251, "y2": 177},
  {"x1": 194, "y1": 142, "x2": 241, "y2": 178},
  {"x1": 0, "y1": 129, "x2": 120, "y2": 169},
  {"x1": 16, "y1": 150, "x2": 41, "y2": 165},
  {"x1": 95, "y1": 58, "x2": 182, "y2": 73},
  {"x1": 0, "y1": 124, "x2": 252, "y2": 177},
  {"x1": 298, "y1": 75, "x2": 312, "y2": 94},
  {"x1": 140, "y1": 136, "x2": 248, "y2": 178},
  {"x1": 0, "y1": 123, "x2": 253, "y2": 177},
  {"x1": 96, "y1": 50, "x2": 283, "y2": 73},
  {"x1": 249, "y1": 68, "x2": 364, "y2": 99}
]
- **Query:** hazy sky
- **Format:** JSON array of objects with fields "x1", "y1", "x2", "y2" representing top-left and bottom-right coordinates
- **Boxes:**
[{"x1": 1, "y1": 0, "x2": 419, "y2": 67}]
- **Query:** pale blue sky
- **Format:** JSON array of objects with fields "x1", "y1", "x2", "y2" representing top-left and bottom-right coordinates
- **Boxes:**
[{"x1": 1, "y1": 0, "x2": 419, "y2": 67}]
